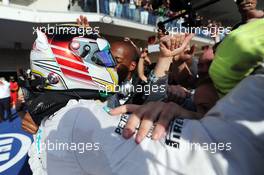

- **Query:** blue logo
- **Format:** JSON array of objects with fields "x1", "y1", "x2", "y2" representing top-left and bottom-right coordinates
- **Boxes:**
[{"x1": 0, "y1": 133, "x2": 32, "y2": 173}]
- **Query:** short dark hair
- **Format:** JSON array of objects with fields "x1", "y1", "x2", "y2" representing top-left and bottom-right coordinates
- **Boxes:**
[{"x1": 236, "y1": 0, "x2": 243, "y2": 5}]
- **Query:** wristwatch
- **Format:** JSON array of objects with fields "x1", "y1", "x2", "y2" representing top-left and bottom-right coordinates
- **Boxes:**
[{"x1": 147, "y1": 70, "x2": 159, "y2": 84}]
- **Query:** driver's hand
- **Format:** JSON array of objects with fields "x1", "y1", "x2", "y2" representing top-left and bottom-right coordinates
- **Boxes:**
[{"x1": 21, "y1": 112, "x2": 39, "y2": 134}]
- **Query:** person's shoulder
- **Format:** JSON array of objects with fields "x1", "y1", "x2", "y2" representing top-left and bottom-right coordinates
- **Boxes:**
[
  {"x1": 232, "y1": 19, "x2": 264, "y2": 34},
  {"x1": 70, "y1": 100, "x2": 105, "y2": 139},
  {"x1": 66, "y1": 99, "x2": 106, "y2": 119},
  {"x1": 51, "y1": 100, "x2": 97, "y2": 121},
  {"x1": 232, "y1": 22, "x2": 244, "y2": 31},
  {"x1": 45, "y1": 99, "x2": 101, "y2": 135}
]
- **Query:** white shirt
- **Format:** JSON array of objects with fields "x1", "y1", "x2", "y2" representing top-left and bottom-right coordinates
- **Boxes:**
[
  {"x1": 129, "y1": 0, "x2": 136, "y2": 9},
  {"x1": 0, "y1": 80, "x2": 10, "y2": 99},
  {"x1": 28, "y1": 74, "x2": 264, "y2": 175}
]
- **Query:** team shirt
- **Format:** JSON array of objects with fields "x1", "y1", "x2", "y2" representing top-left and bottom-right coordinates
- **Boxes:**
[{"x1": 28, "y1": 74, "x2": 264, "y2": 175}]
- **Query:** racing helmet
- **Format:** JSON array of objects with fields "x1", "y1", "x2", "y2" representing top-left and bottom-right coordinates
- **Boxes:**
[{"x1": 30, "y1": 25, "x2": 118, "y2": 93}]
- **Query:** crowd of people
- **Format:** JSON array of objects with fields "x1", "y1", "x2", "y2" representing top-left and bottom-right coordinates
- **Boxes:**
[
  {"x1": 68, "y1": 0, "x2": 228, "y2": 40},
  {"x1": 4, "y1": 0, "x2": 263, "y2": 174}
]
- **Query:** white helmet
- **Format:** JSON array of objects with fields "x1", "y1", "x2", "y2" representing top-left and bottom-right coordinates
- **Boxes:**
[{"x1": 30, "y1": 26, "x2": 118, "y2": 93}]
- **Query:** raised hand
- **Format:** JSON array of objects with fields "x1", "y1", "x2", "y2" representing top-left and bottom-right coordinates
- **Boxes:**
[
  {"x1": 76, "y1": 15, "x2": 90, "y2": 28},
  {"x1": 159, "y1": 33, "x2": 195, "y2": 58}
]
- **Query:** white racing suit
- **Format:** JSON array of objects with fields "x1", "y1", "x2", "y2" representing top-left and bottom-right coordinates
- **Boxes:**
[{"x1": 28, "y1": 74, "x2": 264, "y2": 175}]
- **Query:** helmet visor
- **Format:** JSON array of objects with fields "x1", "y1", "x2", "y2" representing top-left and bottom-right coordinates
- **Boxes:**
[{"x1": 93, "y1": 50, "x2": 117, "y2": 68}]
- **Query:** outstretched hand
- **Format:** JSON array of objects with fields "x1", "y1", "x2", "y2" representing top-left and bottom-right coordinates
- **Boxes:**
[
  {"x1": 159, "y1": 33, "x2": 195, "y2": 58},
  {"x1": 76, "y1": 15, "x2": 90, "y2": 27}
]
